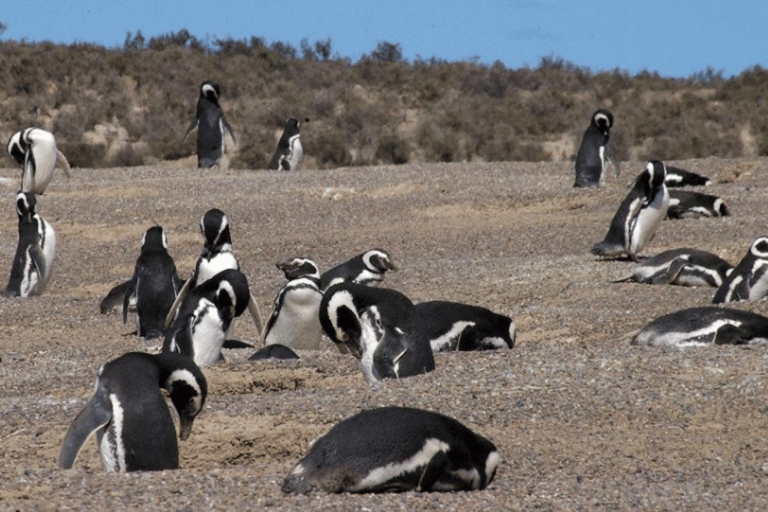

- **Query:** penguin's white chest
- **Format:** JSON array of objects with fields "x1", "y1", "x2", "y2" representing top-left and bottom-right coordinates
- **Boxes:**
[{"x1": 628, "y1": 187, "x2": 669, "y2": 256}]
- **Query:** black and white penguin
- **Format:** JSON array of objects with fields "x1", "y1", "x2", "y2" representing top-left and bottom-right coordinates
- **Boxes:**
[
  {"x1": 100, "y1": 280, "x2": 135, "y2": 315},
  {"x1": 614, "y1": 248, "x2": 733, "y2": 287},
  {"x1": 631, "y1": 306, "x2": 768, "y2": 347},
  {"x1": 319, "y1": 282, "x2": 435, "y2": 385},
  {"x1": 121, "y1": 226, "x2": 184, "y2": 339},
  {"x1": 7, "y1": 128, "x2": 71, "y2": 194},
  {"x1": 262, "y1": 258, "x2": 324, "y2": 350},
  {"x1": 59, "y1": 352, "x2": 207, "y2": 472},
  {"x1": 320, "y1": 248, "x2": 397, "y2": 291},
  {"x1": 573, "y1": 109, "x2": 618, "y2": 188},
  {"x1": 414, "y1": 301, "x2": 516, "y2": 352},
  {"x1": 248, "y1": 344, "x2": 300, "y2": 361},
  {"x1": 282, "y1": 406, "x2": 500, "y2": 494},
  {"x1": 664, "y1": 166, "x2": 711, "y2": 187},
  {"x1": 591, "y1": 160, "x2": 670, "y2": 262},
  {"x1": 268, "y1": 118, "x2": 306, "y2": 171},
  {"x1": 163, "y1": 269, "x2": 252, "y2": 367},
  {"x1": 712, "y1": 237, "x2": 768, "y2": 304},
  {"x1": 666, "y1": 190, "x2": 730, "y2": 219},
  {"x1": 184, "y1": 80, "x2": 236, "y2": 168},
  {"x1": 3, "y1": 192, "x2": 57, "y2": 297},
  {"x1": 165, "y1": 209, "x2": 263, "y2": 332}
]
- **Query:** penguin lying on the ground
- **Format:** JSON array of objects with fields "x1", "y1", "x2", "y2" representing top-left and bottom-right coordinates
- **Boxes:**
[
  {"x1": 591, "y1": 160, "x2": 670, "y2": 262},
  {"x1": 664, "y1": 166, "x2": 711, "y2": 187},
  {"x1": 282, "y1": 406, "x2": 500, "y2": 494},
  {"x1": 3, "y1": 192, "x2": 56, "y2": 297},
  {"x1": 319, "y1": 282, "x2": 435, "y2": 385},
  {"x1": 632, "y1": 306, "x2": 768, "y2": 347},
  {"x1": 614, "y1": 248, "x2": 733, "y2": 287},
  {"x1": 414, "y1": 301, "x2": 516, "y2": 352},
  {"x1": 59, "y1": 352, "x2": 207, "y2": 472},
  {"x1": 666, "y1": 189, "x2": 730, "y2": 219},
  {"x1": 7, "y1": 127, "x2": 72, "y2": 194},
  {"x1": 320, "y1": 248, "x2": 397, "y2": 291},
  {"x1": 712, "y1": 237, "x2": 768, "y2": 304}
]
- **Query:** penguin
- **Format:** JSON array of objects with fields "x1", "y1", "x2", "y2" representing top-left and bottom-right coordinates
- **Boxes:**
[
  {"x1": 573, "y1": 109, "x2": 619, "y2": 188},
  {"x1": 414, "y1": 301, "x2": 516, "y2": 352},
  {"x1": 3, "y1": 192, "x2": 57, "y2": 297},
  {"x1": 248, "y1": 344, "x2": 300, "y2": 360},
  {"x1": 664, "y1": 166, "x2": 711, "y2": 187},
  {"x1": 614, "y1": 248, "x2": 733, "y2": 287},
  {"x1": 631, "y1": 306, "x2": 768, "y2": 347},
  {"x1": 666, "y1": 190, "x2": 730, "y2": 219},
  {"x1": 7, "y1": 128, "x2": 72, "y2": 195},
  {"x1": 262, "y1": 258, "x2": 324, "y2": 351},
  {"x1": 712, "y1": 237, "x2": 768, "y2": 304},
  {"x1": 320, "y1": 248, "x2": 397, "y2": 291},
  {"x1": 319, "y1": 282, "x2": 435, "y2": 386},
  {"x1": 184, "y1": 80, "x2": 236, "y2": 168},
  {"x1": 121, "y1": 226, "x2": 184, "y2": 339},
  {"x1": 99, "y1": 280, "x2": 135, "y2": 315},
  {"x1": 163, "y1": 269, "x2": 252, "y2": 367},
  {"x1": 268, "y1": 118, "x2": 306, "y2": 171},
  {"x1": 59, "y1": 351, "x2": 207, "y2": 472},
  {"x1": 591, "y1": 160, "x2": 670, "y2": 262},
  {"x1": 282, "y1": 406, "x2": 500, "y2": 494},
  {"x1": 164, "y1": 209, "x2": 263, "y2": 333}
]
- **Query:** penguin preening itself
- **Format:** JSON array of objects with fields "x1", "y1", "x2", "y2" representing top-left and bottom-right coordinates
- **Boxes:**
[
  {"x1": 591, "y1": 160, "x2": 670, "y2": 262},
  {"x1": 7, "y1": 128, "x2": 72, "y2": 194},
  {"x1": 320, "y1": 248, "x2": 397, "y2": 291},
  {"x1": 414, "y1": 301, "x2": 516, "y2": 352},
  {"x1": 268, "y1": 118, "x2": 307, "y2": 171},
  {"x1": 163, "y1": 269, "x2": 252, "y2": 367},
  {"x1": 573, "y1": 109, "x2": 619, "y2": 188},
  {"x1": 631, "y1": 306, "x2": 768, "y2": 347},
  {"x1": 319, "y1": 282, "x2": 435, "y2": 386},
  {"x1": 3, "y1": 192, "x2": 57, "y2": 297},
  {"x1": 164, "y1": 208, "x2": 263, "y2": 333},
  {"x1": 712, "y1": 237, "x2": 768, "y2": 304},
  {"x1": 122, "y1": 226, "x2": 185, "y2": 339},
  {"x1": 262, "y1": 258, "x2": 324, "y2": 351},
  {"x1": 184, "y1": 80, "x2": 236, "y2": 168},
  {"x1": 614, "y1": 248, "x2": 733, "y2": 287},
  {"x1": 59, "y1": 352, "x2": 207, "y2": 472},
  {"x1": 666, "y1": 189, "x2": 730, "y2": 219},
  {"x1": 282, "y1": 406, "x2": 500, "y2": 494}
]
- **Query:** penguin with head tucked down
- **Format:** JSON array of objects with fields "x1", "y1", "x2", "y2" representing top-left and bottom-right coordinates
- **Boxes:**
[
  {"x1": 3, "y1": 192, "x2": 57, "y2": 297},
  {"x1": 415, "y1": 301, "x2": 516, "y2": 352},
  {"x1": 7, "y1": 128, "x2": 71, "y2": 195},
  {"x1": 591, "y1": 160, "x2": 670, "y2": 262},
  {"x1": 184, "y1": 80, "x2": 236, "y2": 168},
  {"x1": 320, "y1": 248, "x2": 397, "y2": 291},
  {"x1": 59, "y1": 351, "x2": 207, "y2": 472},
  {"x1": 574, "y1": 109, "x2": 618, "y2": 187},
  {"x1": 268, "y1": 118, "x2": 306, "y2": 171}
]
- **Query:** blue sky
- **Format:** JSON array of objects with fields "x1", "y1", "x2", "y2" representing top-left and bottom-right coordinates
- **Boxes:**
[{"x1": 3, "y1": 1, "x2": 766, "y2": 78}]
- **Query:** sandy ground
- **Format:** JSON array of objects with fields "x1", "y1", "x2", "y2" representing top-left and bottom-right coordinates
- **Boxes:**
[{"x1": 1, "y1": 157, "x2": 768, "y2": 510}]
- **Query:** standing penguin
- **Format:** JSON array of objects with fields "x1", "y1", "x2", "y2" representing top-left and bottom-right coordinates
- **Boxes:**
[
  {"x1": 319, "y1": 282, "x2": 435, "y2": 386},
  {"x1": 268, "y1": 118, "x2": 306, "y2": 171},
  {"x1": 262, "y1": 258, "x2": 324, "y2": 350},
  {"x1": 122, "y1": 226, "x2": 184, "y2": 339},
  {"x1": 184, "y1": 80, "x2": 236, "y2": 168},
  {"x1": 282, "y1": 406, "x2": 500, "y2": 494},
  {"x1": 574, "y1": 109, "x2": 618, "y2": 188},
  {"x1": 7, "y1": 128, "x2": 72, "y2": 194},
  {"x1": 414, "y1": 301, "x2": 516, "y2": 352},
  {"x1": 712, "y1": 237, "x2": 768, "y2": 304},
  {"x1": 3, "y1": 192, "x2": 57, "y2": 297},
  {"x1": 59, "y1": 352, "x2": 207, "y2": 472},
  {"x1": 591, "y1": 160, "x2": 670, "y2": 261},
  {"x1": 320, "y1": 248, "x2": 397, "y2": 291},
  {"x1": 163, "y1": 269, "x2": 252, "y2": 367}
]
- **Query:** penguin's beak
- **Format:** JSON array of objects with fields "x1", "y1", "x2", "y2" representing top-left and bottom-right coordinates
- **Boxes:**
[{"x1": 178, "y1": 415, "x2": 195, "y2": 441}]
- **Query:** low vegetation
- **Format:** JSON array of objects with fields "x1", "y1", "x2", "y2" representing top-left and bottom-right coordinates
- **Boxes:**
[{"x1": 1, "y1": 30, "x2": 766, "y2": 169}]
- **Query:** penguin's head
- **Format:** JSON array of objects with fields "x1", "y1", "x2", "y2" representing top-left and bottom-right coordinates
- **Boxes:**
[
  {"x1": 749, "y1": 237, "x2": 768, "y2": 260},
  {"x1": 642, "y1": 160, "x2": 667, "y2": 201},
  {"x1": 164, "y1": 360, "x2": 208, "y2": 441},
  {"x1": 6, "y1": 130, "x2": 26, "y2": 166},
  {"x1": 277, "y1": 258, "x2": 320, "y2": 280},
  {"x1": 591, "y1": 109, "x2": 614, "y2": 134},
  {"x1": 322, "y1": 287, "x2": 363, "y2": 356},
  {"x1": 15, "y1": 192, "x2": 36, "y2": 224},
  {"x1": 363, "y1": 249, "x2": 398, "y2": 274},
  {"x1": 200, "y1": 80, "x2": 221, "y2": 103},
  {"x1": 141, "y1": 226, "x2": 168, "y2": 252},
  {"x1": 200, "y1": 208, "x2": 232, "y2": 251},
  {"x1": 213, "y1": 269, "x2": 251, "y2": 320}
]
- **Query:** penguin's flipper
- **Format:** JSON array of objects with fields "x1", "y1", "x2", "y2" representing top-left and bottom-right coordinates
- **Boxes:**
[
  {"x1": 247, "y1": 295, "x2": 265, "y2": 340},
  {"x1": 607, "y1": 151, "x2": 621, "y2": 177},
  {"x1": 164, "y1": 277, "x2": 193, "y2": 329},
  {"x1": 182, "y1": 119, "x2": 199, "y2": 144},
  {"x1": 56, "y1": 150, "x2": 72, "y2": 178},
  {"x1": 221, "y1": 115, "x2": 236, "y2": 148},
  {"x1": 100, "y1": 280, "x2": 131, "y2": 314},
  {"x1": 59, "y1": 391, "x2": 112, "y2": 469},
  {"x1": 646, "y1": 260, "x2": 687, "y2": 285},
  {"x1": 222, "y1": 339, "x2": 255, "y2": 349},
  {"x1": 122, "y1": 278, "x2": 137, "y2": 325}
]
